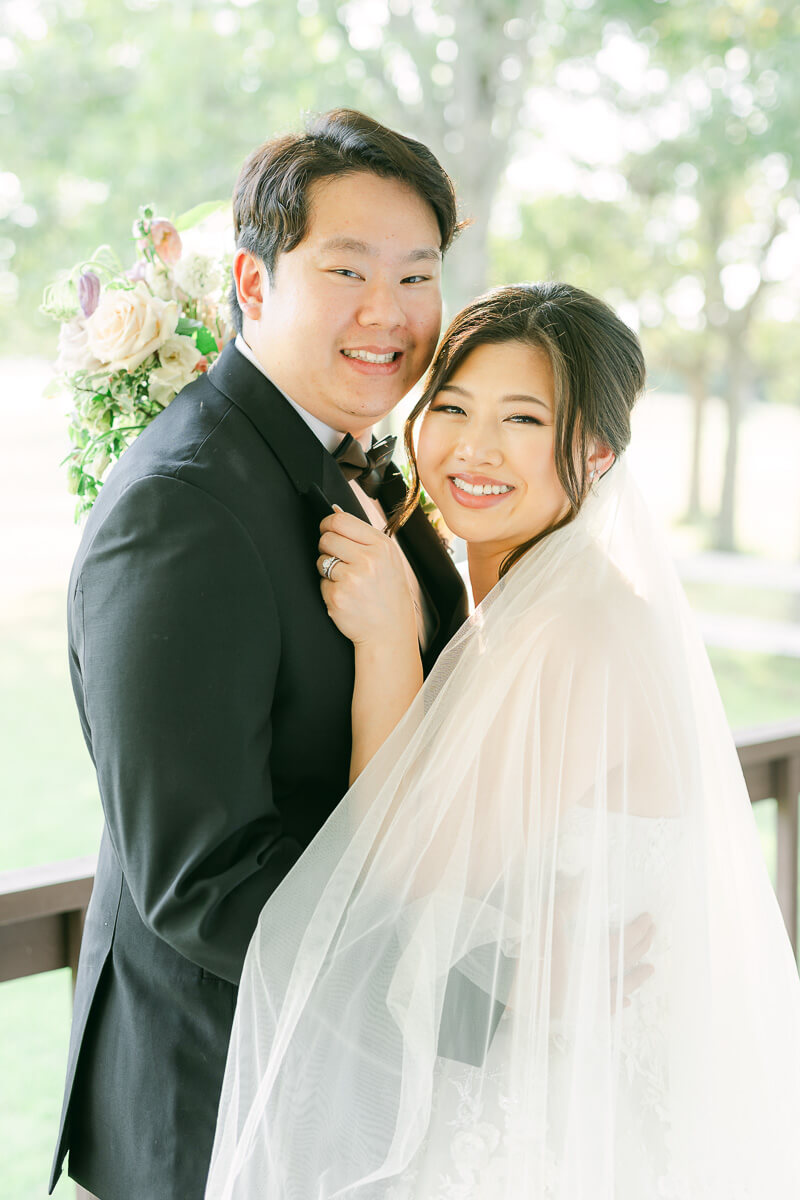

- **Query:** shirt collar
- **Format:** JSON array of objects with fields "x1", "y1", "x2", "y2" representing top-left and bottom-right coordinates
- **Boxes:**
[{"x1": 235, "y1": 333, "x2": 371, "y2": 455}]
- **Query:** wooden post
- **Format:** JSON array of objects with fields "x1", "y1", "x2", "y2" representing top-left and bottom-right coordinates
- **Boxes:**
[{"x1": 775, "y1": 752, "x2": 800, "y2": 954}]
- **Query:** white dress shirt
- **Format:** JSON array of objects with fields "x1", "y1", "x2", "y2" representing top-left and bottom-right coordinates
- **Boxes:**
[{"x1": 234, "y1": 335, "x2": 433, "y2": 651}]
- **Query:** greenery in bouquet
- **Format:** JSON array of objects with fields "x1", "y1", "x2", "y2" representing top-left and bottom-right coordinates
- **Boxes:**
[{"x1": 41, "y1": 202, "x2": 233, "y2": 519}]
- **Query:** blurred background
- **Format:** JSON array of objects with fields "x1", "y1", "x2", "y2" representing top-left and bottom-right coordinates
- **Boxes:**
[{"x1": 2, "y1": 0, "x2": 799, "y2": 1194}]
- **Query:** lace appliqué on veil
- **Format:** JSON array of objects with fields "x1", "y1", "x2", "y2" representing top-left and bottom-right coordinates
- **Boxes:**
[{"x1": 388, "y1": 812, "x2": 705, "y2": 1200}]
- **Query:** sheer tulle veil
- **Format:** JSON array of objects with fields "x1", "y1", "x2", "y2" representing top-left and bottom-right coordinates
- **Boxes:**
[{"x1": 206, "y1": 459, "x2": 800, "y2": 1199}]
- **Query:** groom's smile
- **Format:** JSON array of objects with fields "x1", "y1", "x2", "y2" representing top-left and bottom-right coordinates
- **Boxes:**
[
  {"x1": 233, "y1": 171, "x2": 444, "y2": 438},
  {"x1": 340, "y1": 345, "x2": 404, "y2": 374}
]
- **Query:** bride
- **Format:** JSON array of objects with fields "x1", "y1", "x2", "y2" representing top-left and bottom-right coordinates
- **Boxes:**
[{"x1": 206, "y1": 283, "x2": 800, "y2": 1198}]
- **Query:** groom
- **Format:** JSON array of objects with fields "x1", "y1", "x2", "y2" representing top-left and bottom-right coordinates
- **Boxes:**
[{"x1": 49, "y1": 109, "x2": 469, "y2": 1199}]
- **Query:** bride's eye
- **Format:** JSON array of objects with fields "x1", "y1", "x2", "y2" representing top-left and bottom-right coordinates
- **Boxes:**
[
  {"x1": 429, "y1": 403, "x2": 466, "y2": 416},
  {"x1": 506, "y1": 414, "x2": 543, "y2": 425}
]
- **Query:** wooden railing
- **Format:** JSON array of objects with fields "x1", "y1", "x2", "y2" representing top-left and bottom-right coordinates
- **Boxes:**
[
  {"x1": 2, "y1": 719, "x2": 799, "y2": 1200},
  {"x1": 735, "y1": 718, "x2": 800, "y2": 949},
  {"x1": 0, "y1": 857, "x2": 96, "y2": 1200}
]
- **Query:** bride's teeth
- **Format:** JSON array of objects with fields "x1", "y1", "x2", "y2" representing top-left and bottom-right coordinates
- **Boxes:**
[
  {"x1": 453, "y1": 477, "x2": 512, "y2": 496},
  {"x1": 343, "y1": 349, "x2": 396, "y2": 363}
]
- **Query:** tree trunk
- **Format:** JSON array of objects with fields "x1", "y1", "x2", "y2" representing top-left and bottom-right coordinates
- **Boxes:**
[
  {"x1": 442, "y1": 171, "x2": 495, "y2": 315},
  {"x1": 684, "y1": 365, "x2": 708, "y2": 522},
  {"x1": 714, "y1": 333, "x2": 748, "y2": 552}
]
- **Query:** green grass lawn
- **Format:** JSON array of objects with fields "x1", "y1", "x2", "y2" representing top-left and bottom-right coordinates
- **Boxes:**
[{"x1": 1, "y1": 587, "x2": 798, "y2": 1198}]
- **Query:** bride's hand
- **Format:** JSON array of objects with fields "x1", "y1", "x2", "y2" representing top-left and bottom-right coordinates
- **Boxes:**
[{"x1": 317, "y1": 509, "x2": 418, "y2": 648}]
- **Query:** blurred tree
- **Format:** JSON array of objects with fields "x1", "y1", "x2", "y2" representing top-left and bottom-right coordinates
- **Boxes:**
[
  {"x1": 0, "y1": 0, "x2": 366, "y2": 355},
  {"x1": 313, "y1": 0, "x2": 549, "y2": 311},
  {"x1": 585, "y1": 0, "x2": 800, "y2": 550},
  {"x1": 2, "y1": 0, "x2": 646, "y2": 352}
]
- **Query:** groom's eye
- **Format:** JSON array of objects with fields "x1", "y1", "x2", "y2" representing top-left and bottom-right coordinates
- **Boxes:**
[
  {"x1": 331, "y1": 268, "x2": 362, "y2": 279},
  {"x1": 402, "y1": 274, "x2": 431, "y2": 284}
]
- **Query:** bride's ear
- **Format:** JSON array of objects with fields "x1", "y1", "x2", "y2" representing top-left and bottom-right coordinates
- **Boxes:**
[{"x1": 587, "y1": 441, "x2": 615, "y2": 482}]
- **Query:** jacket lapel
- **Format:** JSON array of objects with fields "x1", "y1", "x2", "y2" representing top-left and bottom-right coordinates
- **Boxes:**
[
  {"x1": 209, "y1": 343, "x2": 468, "y2": 667},
  {"x1": 207, "y1": 342, "x2": 368, "y2": 524}
]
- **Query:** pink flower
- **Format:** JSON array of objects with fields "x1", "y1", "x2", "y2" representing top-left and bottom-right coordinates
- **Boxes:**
[
  {"x1": 195, "y1": 356, "x2": 209, "y2": 373},
  {"x1": 78, "y1": 271, "x2": 101, "y2": 318},
  {"x1": 150, "y1": 219, "x2": 182, "y2": 265}
]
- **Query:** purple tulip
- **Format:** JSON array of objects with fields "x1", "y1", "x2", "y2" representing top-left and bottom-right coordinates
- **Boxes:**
[{"x1": 78, "y1": 271, "x2": 101, "y2": 318}]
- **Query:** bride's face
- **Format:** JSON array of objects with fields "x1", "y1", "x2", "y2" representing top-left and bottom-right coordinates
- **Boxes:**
[{"x1": 416, "y1": 340, "x2": 569, "y2": 556}]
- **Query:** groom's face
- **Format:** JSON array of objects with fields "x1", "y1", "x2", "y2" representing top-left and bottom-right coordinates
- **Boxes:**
[{"x1": 235, "y1": 171, "x2": 443, "y2": 437}]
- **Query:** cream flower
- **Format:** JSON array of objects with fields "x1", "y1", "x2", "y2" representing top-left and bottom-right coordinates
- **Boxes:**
[
  {"x1": 149, "y1": 333, "x2": 203, "y2": 408},
  {"x1": 145, "y1": 260, "x2": 179, "y2": 302},
  {"x1": 85, "y1": 282, "x2": 179, "y2": 372},
  {"x1": 173, "y1": 251, "x2": 224, "y2": 299},
  {"x1": 56, "y1": 316, "x2": 104, "y2": 374}
]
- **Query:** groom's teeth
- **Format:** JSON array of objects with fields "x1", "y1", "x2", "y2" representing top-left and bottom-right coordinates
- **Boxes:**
[
  {"x1": 342, "y1": 349, "x2": 397, "y2": 363},
  {"x1": 453, "y1": 476, "x2": 512, "y2": 496}
]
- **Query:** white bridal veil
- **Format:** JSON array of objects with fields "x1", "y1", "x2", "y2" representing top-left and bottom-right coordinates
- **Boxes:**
[{"x1": 206, "y1": 460, "x2": 800, "y2": 1199}]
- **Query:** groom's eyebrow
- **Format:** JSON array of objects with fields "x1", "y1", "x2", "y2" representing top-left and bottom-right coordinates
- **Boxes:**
[{"x1": 318, "y1": 236, "x2": 441, "y2": 263}]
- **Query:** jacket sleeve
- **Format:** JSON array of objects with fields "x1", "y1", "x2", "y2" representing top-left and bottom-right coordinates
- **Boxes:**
[{"x1": 75, "y1": 472, "x2": 302, "y2": 983}]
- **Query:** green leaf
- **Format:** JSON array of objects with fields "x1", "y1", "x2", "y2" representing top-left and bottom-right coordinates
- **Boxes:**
[
  {"x1": 175, "y1": 200, "x2": 228, "y2": 232},
  {"x1": 175, "y1": 317, "x2": 218, "y2": 355}
]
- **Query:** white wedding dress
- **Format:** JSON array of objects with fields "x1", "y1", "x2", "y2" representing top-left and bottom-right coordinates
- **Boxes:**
[{"x1": 206, "y1": 461, "x2": 800, "y2": 1199}]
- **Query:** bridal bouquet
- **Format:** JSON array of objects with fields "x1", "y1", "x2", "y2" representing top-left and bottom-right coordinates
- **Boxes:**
[{"x1": 42, "y1": 203, "x2": 233, "y2": 519}]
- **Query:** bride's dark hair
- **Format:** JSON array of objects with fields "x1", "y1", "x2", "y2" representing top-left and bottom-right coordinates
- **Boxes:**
[{"x1": 388, "y1": 281, "x2": 646, "y2": 576}]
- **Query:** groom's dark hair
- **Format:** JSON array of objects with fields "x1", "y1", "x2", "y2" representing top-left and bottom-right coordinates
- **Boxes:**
[{"x1": 229, "y1": 108, "x2": 462, "y2": 332}]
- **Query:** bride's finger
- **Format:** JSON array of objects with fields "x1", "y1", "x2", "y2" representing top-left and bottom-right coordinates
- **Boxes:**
[
  {"x1": 316, "y1": 554, "x2": 348, "y2": 581},
  {"x1": 623, "y1": 917, "x2": 655, "y2": 970},
  {"x1": 320, "y1": 509, "x2": 383, "y2": 547},
  {"x1": 317, "y1": 530, "x2": 363, "y2": 562}
]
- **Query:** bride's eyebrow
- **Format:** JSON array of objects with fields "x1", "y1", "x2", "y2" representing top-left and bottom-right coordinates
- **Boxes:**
[
  {"x1": 500, "y1": 393, "x2": 551, "y2": 411},
  {"x1": 438, "y1": 384, "x2": 550, "y2": 411}
]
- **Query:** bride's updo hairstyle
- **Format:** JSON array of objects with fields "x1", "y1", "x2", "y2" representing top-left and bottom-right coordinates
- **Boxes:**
[{"x1": 390, "y1": 281, "x2": 646, "y2": 577}]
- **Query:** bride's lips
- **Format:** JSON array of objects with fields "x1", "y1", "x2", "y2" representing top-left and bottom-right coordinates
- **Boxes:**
[
  {"x1": 340, "y1": 347, "x2": 405, "y2": 376},
  {"x1": 447, "y1": 474, "x2": 516, "y2": 509}
]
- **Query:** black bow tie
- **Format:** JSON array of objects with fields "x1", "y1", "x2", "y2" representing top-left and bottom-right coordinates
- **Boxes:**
[{"x1": 333, "y1": 433, "x2": 396, "y2": 498}]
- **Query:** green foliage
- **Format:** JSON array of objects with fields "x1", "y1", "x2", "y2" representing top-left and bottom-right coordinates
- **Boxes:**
[{"x1": 175, "y1": 316, "x2": 218, "y2": 355}]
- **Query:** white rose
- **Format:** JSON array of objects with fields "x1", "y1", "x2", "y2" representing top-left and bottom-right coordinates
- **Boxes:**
[
  {"x1": 85, "y1": 282, "x2": 179, "y2": 372},
  {"x1": 56, "y1": 316, "x2": 104, "y2": 374},
  {"x1": 149, "y1": 333, "x2": 203, "y2": 408}
]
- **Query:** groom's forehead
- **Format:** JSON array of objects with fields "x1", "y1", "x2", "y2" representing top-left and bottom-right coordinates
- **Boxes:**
[{"x1": 300, "y1": 173, "x2": 443, "y2": 250}]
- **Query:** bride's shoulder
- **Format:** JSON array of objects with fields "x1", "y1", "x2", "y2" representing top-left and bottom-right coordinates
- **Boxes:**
[{"x1": 517, "y1": 545, "x2": 651, "y2": 664}]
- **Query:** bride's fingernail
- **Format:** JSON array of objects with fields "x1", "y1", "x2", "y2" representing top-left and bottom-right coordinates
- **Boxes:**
[{"x1": 332, "y1": 503, "x2": 344, "y2": 513}]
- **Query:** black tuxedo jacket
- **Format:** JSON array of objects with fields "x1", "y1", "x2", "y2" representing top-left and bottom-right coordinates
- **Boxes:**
[{"x1": 49, "y1": 343, "x2": 468, "y2": 1200}]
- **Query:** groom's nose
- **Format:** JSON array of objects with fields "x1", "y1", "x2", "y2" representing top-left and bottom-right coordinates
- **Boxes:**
[{"x1": 356, "y1": 276, "x2": 406, "y2": 329}]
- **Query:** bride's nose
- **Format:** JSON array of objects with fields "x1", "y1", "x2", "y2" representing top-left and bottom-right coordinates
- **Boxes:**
[{"x1": 453, "y1": 434, "x2": 503, "y2": 469}]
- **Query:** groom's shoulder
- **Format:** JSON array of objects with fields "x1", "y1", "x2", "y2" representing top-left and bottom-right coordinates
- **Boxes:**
[
  {"x1": 116, "y1": 359, "x2": 258, "y2": 477},
  {"x1": 72, "y1": 366, "x2": 290, "y2": 565},
  {"x1": 94, "y1": 356, "x2": 287, "y2": 502}
]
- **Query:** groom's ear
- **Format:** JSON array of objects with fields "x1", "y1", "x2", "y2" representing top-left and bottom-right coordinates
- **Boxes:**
[{"x1": 233, "y1": 249, "x2": 266, "y2": 319}]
